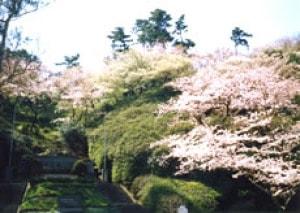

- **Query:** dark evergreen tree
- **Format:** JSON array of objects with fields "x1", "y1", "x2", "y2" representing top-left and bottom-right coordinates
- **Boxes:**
[
  {"x1": 56, "y1": 54, "x2": 80, "y2": 69},
  {"x1": 107, "y1": 27, "x2": 132, "y2": 52},
  {"x1": 172, "y1": 15, "x2": 195, "y2": 52},
  {"x1": 230, "y1": 27, "x2": 252, "y2": 53},
  {"x1": 134, "y1": 9, "x2": 173, "y2": 48},
  {"x1": 134, "y1": 19, "x2": 155, "y2": 46}
]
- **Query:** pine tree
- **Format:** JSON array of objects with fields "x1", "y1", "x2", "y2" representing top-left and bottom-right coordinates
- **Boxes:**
[
  {"x1": 134, "y1": 9, "x2": 173, "y2": 48},
  {"x1": 172, "y1": 15, "x2": 195, "y2": 52},
  {"x1": 56, "y1": 54, "x2": 80, "y2": 69},
  {"x1": 108, "y1": 27, "x2": 132, "y2": 52},
  {"x1": 230, "y1": 27, "x2": 252, "y2": 53}
]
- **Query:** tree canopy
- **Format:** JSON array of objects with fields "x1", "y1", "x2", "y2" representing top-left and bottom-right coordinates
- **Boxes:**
[
  {"x1": 0, "y1": 0, "x2": 47, "y2": 72},
  {"x1": 56, "y1": 54, "x2": 80, "y2": 69},
  {"x1": 230, "y1": 27, "x2": 252, "y2": 52},
  {"x1": 134, "y1": 9, "x2": 173, "y2": 48},
  {"x1": 172, "y1": 15, "x2": 195, "y2": 52},
  {"x1": 108, "y1": 27, "x2": 132, "y2": 52}
]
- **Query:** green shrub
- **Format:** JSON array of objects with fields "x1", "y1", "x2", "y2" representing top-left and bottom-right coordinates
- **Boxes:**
[
  {"x1": 292, "y1": 94, "x2": 300, "y2": 105},
  {"x1": 131, "y1": 175, "x2": 220, "y2": 213},
  {"x1": 287, "y1": 52, "x2": 300, "y2": 64},
  {"x1": 62, "y1": 126, "x2": 88, "y2": 157},
  {"x1": 89, "y1": 90, "x2": 177, "y2": 184},
  {"x1": 205, "y1": 113, "x2": 234, "y2": 129},
  {"x1": 168, "y1": 121, "x2": 194, "y2": 135},
  {"x1": 270, "y1": 114, "x2": 295, "y2": 131},
  {"x1": 148, "y1": 145, "x2": 179, "y2": 177},
  {"x1": 71, "y1": 159, "x2": 89, "y2": 177}
]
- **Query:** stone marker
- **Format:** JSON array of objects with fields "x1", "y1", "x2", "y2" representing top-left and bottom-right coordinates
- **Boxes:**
[{"x1": 177, "y1": 205, "x2": 188, "y2": 213}]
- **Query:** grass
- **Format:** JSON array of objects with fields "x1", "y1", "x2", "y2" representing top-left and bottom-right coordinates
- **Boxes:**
[
  {"x1": 19, "y1": 178, "x2": 109, "y2": 212},
  {"x1": 205, "y1": 113, "x2": 234, "y2": 129},
  {"x1": 270, "y1": 114, "x2": 296, "y2": 131},
  {"x1": 20, "y1": 197, "x2": 58, "y2": 212},
  {"x1": 131, "y1": 175, "x2": 221, "y2": 213},
  {"x1": 167, "y1": 121, "x2": 195, "y2": 135}
]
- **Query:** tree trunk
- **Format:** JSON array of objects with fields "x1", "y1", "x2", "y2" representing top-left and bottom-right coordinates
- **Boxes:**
[{"x1": 0, "y1": 15, "x2": 13, "y2": 73}]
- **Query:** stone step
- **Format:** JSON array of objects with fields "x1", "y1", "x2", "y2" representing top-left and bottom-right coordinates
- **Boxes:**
[{"x1": 59, "y1": 207, "x2": 84, "y2": 213}]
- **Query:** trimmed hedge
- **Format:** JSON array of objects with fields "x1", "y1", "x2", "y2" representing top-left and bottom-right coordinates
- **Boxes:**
[{"x1": 131, "y1": 175, "x2": 221, "y2": 213}]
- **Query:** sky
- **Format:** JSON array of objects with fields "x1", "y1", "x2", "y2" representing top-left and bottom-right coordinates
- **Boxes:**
[{"x1": 11, "y1": 0, "x2": 300, "y2": 72}]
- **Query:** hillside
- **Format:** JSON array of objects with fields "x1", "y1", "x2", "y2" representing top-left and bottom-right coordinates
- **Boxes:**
[
  {"x1": 87, "y1": 40, "x2": 300, "y2": 211},
  {"x1": 1, "y1": 40, "x2": 299, "y2": 212},
  {"x1": 1, "y1": 2, "x2": 299, "y2": 212}
]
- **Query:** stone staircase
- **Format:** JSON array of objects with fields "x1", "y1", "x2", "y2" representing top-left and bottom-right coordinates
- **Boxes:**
[
  {"x1": 97, "y1": 181, "x2": 149, "y2": 213},
  {"x1": 58, "y1": 195, "x2": 84, "y2": 213}
]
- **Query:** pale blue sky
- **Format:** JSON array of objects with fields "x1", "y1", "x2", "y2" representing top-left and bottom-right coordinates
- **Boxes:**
[{"x1": 11, "y1": 0, "x2": 300, "y2": 72}]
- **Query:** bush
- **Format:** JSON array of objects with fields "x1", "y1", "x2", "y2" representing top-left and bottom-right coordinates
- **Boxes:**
[
  {"x1": 62, "y1": 126, "x2": 88, "y2": 157},
  {"x1": 148, "y1": 145, "x2": 179, "y2": 177},
  {"x1": 270, "y1": 114, "x2": 295, "y2": 131},
  {"x1": 287, "y1": 52, "x2": 300, "y2": 64},
  {"x1": 131, "y1": 175, "x2": 220, "y2": 213},
  {"x1": 205, "y1": 113, "x2": 234, "y2": 129},
  {"x1": 292, "y1": 94, "x2": 300, "y2": 105},
  {"x1": 89, "y1": 92, "x2": 177, "y2": 184},
  {"x1": 71, "y1": 159, "x2": 89, "y2": 177}
]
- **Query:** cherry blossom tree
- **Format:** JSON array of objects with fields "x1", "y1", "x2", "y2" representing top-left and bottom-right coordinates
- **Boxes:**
[{"x1": 154, "y1": 49, "x2": 300, "y2": 210}]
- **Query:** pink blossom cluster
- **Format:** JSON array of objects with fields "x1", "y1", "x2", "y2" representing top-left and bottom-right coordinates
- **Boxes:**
[
  {"x1": 49, "y1": 68, "x2": 105, "y2": 107},
  {"x1": 153, "y1": 120, "x2": 300, "y2": 209},
  {"x1": 159, "y1": 56, "x2": 300, "y2": 115},
  {"x1": 155, "y1": 52, "x2": 300, "y2": 209}
]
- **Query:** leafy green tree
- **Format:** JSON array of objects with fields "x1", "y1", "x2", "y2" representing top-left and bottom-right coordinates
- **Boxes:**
[
  {"x1": 108, "y1": 27, "x2": 132, "y2": 53},
  {"x1": 173, "y1": 15, "x2": 187, "y2": 42},
  {"x1": 134, "y1": 19, "x2": 155, "y2": 46},
  {"x1": 134, "y1": 9, "x2": 173, "y2": 48},
  {"x1": 172, "y1": 15, "x2": 195, "y2": 52},
  {"x1": 149, "y1": 9, "x2": 173, "y2": 47},
  {"x1": 62, "y1": 126, "x2": 88, "y2": 157},
  {"x1": 230, "y1": 27, "x2": 252, "y2": 53},
  {"x1": 0, "y1": 0, "x2": 47, "y2": 72},
  {"x1": 56, "y1": 53, "x2": 80, "y2": 68}
]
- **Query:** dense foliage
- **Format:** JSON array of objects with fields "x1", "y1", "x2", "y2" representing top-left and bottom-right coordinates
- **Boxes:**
[
  {"x1": 131, "y1": 175, "x2": 220, "y2": 213},
  {"x1": 89, "y1": 51, "x2": 195, "y2": 184},
  {"x1": 1, "y1": 3, "x2": 299, "y2": 211},
  {"x1": 62, "y1": 126, "x2": 88, "y2": 157}
]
